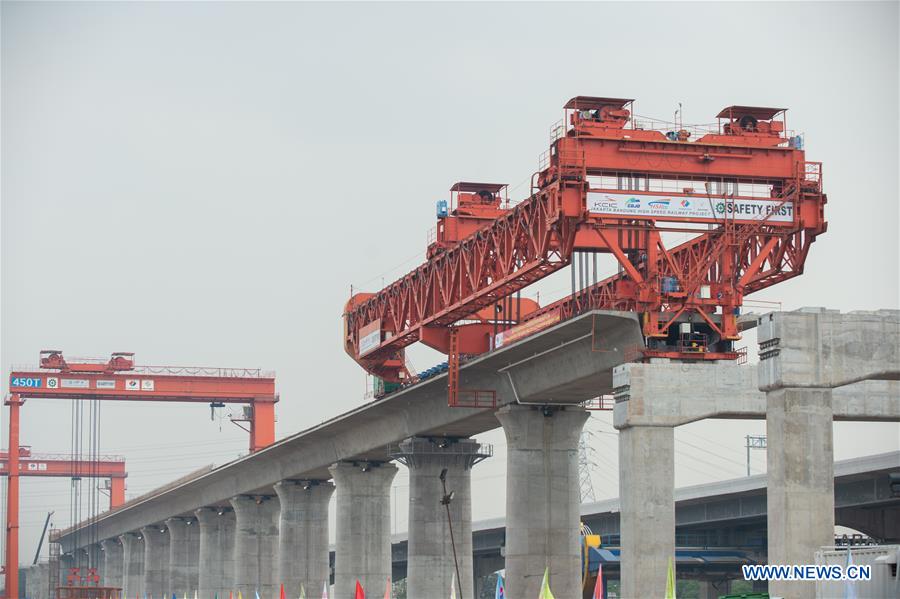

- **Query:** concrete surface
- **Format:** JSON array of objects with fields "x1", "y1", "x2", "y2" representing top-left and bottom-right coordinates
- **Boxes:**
[
  {"x1": 496, "y1": 405, "x2": 588, "y2": 599},
  {"x1": 274, "y1": 480, "x2": 333, "y2": 597},
  {"x1": 119, "y1": 532, "x2": 144, "y2": 599},
  {"x1": 230, "y1": 495, "x2": 279, "y2": 599},
  {"x1": 758, "y1": 308, "x2": 900, "y2": 390},
  {"x1": 165, "y1": 517, "x2": 199, "y2": 596},
  {"x1": 392, "y1": 437, "x2": 486, "y2": 599},
  {"x1": 330, "y1": 461, "x2": 397, "y2": 599},
  {"x1": 619, "y1": 424, "x2": 675, "y2": 599},
  {"x1": 195, "y1": 507, "x2": 235, "y2": 599},
  {"x1": 140, "y1": 525, "x2": 169, "y2": 599},
  {"x1": 100, "y1": 538, "x2": 123, "y2": 589},
  {"x1": 55, "y1": 310, "x2": 640, "y2": 551}
]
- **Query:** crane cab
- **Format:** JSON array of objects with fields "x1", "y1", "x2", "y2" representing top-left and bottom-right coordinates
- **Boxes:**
[
  {"x1": 428, "y1": 182, "x2": 509, "y2": 258},
  {"x1": 697, "y1": 105, "x2": 793, "y2": 148}
]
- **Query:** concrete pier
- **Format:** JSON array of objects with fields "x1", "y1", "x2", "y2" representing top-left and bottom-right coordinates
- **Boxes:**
[
  {"x1": 758, "y1": 308, "x2": 900, "y2": 599},
  {"x1": 766, "y1": 388, "x2": 835, "y2": 599},
  {"x1": 391, "y1": 437, "x2": 490, "y2": 599},
  {"x1": 100, "y1": 538, "x2": 123, "y2": 588},
  {"x1": 230, "y1": 495, "x2": 279, "y2": 599},
  {"x1": 496, "y1": 404, "x2": 588, "y2": 599},
  {"x1": 619, "y1": 424, "x2": 675, "y2": 598},
  {"x1": 166, "y1": 517, "x2": 200, "y2": 596},
  {"x1": 330, "y1": 461, "x2": 398, "y2": 598},
  {"x1": 195, "y1": 508, "x2": 236, "y2": 599},
  {"x1": 140, "y1": 525, "x2": 169, "y2": 599},
  {"x1": 274, "y1": 480, "x2": 334, "y2": 596},
  {"x1": 119, "y1": 532, "x2": 144, "y2": 599}
]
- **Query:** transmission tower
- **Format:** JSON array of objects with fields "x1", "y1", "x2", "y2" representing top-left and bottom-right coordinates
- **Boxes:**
[{"x1": 578, "y1": 431, "x2": 597, "y2": 503}]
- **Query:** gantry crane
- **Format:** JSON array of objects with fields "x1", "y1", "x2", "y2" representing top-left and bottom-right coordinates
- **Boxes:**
[
  {"x1": 0, "y1": 447, "x2": 127, "y2": 509},
  {"x1": 3, "y1": 351, "x2": 277, "y2": 599},
  {"x1": 344, "y1": 97, "x2": 826, "y2": 403}
]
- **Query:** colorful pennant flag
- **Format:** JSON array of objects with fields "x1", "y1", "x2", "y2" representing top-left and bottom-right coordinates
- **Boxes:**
[
  {"x1": 449, "y1": 572, "x2": 457, "y2": 599},
  {"x1": 279, "y1": 584, "x2": 286, "y2": 599},
  {"x1": 354, "y1": 580, "x2": 365, "y2": 599},
  {"x1": 539, "y1": 568, "x2": 555, "y2": 599},
  {"x1": 665, "y1": 556, "x2": 676, "y2": 599},
  {"x1": 592, "y1": 563, "x2": 604, "y2": 599},
  {"x1": 299, "y1": 583, "x2": 306, "y2": 599},
  {"x1": 383, "y1": 577, "x2": 392, "y2": 599},
  {"x1": 321, "y1": 581, "x2": 328, "y2": 599},
  {"x1": 494, "y1": 573, "x2": 505, "y2": 599}
]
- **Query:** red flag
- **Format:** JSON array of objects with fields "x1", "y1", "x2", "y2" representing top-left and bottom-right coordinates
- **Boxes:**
[
  {"x1": 355, "y1": 581, "x2": 365, "y2": 599},
  {"x1": 279, "y1": 584, "x2": 286, "y2": 599},
  {"x1": 592, "y1": 563, "x2": 604, "y2": 599}
]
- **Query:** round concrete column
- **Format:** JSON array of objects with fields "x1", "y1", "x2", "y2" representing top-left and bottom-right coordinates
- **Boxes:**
[
  {"x1": 38, "y1": 562, "x2": 50, "y2": 599},
  {"x1": 140, "y1": 525, "x2": 170, "y2": 599},
  {"x1": 274, "y1": 480, "x2": 334, "y2": 595},
  {"x1": 100, "y1": 538, "x2": 123, "y2": 589},
  {"x1": 329, "y1": 461, "x2": 398, "y2": 598},
  {"x1": 496, "y1": 404, "x2": 588, "y2": 599},
  {"x1": 229, "y1": 495, "x2": 280, "y2": 599},
  {"x1": 195, "y1": 507, "x2": 233, "y2": 599},
  {"x1": 118, "y1": 532, "x2": 144, "y2": 599},
  {"x1": 166, "y1": 517, "x2": 200, "y2": 596},
  {"x1": 390, "y1": 437, "x2": 491, "y2": 599}
]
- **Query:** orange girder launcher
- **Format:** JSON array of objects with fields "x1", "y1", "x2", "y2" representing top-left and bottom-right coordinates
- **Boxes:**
[{"x1": 343, "y1": 96, "x2": 826, "y2": 402}]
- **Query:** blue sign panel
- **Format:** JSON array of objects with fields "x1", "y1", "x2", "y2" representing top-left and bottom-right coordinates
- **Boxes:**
[{"x1": 10, "y1": 377, "x2": 42, "y2": 388}]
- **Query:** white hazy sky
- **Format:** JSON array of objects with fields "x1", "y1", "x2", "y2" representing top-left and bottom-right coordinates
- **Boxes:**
[{"x1": 2, "y1": 1, "x2": 898, "y2": 564}]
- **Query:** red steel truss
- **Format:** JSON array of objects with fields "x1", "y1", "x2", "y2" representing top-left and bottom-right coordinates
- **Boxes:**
[{"x1": 344, "y1": 97, "x2": 827, "y2": 384}]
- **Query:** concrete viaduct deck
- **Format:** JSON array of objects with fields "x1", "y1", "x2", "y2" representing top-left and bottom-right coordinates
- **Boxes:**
[{"x1": 43, "y1": 308, "x2": 898, "y2": 599}]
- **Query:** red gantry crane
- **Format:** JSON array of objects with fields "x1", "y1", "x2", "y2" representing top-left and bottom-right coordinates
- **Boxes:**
[
  {"x1": 343, "y1": 97, "x2": 826, "y2": 404},
  {"x1": 3, "y1": 351, "x2": 277, "y2": 599},
  {"x1": 0, "y1": 447, "x2": 127, "y2": 509}
]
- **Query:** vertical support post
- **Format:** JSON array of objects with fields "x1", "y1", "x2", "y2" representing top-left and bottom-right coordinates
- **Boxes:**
[
  {"x1": 495, "y1": 405, "x2": 588, "y2": 599},
  {"x1": 140, "y1": 525, "x2": 169, "y2": 598},
  {"x1": 4, "y1": 395, "x2": 23, "y2": 599},
  {"x1": 249, "y1": 401, "x2": 276, "y2": 452},
  {"x1": 119, "y1": 533, "x2": 144, "y2": 599},
  {"x1": 448, "y1": 327, "x2": 459, "y2": 407},
  {"x1": 390, "y1": 438, "x2": 490, "y2": 599},
  {"x1": 273, "y1": 481, "x2": 334, "y2": 596},
  {"x1": 230, "y1": 495, "x2": 279, "y2": 599},
  {"x1": 100, "y1": 539, "x2": 123, "y2": 589},
  {"x1": 330, "y1": 461, "x2": 398, "y2": 598},
  {"x1": 109, "y1": 478, "x2": 126, "y2": 509}
]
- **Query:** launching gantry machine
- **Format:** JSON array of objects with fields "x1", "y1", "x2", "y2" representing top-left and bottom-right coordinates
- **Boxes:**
[{"x1": 343, "y1": 97, "x2": 826, "y2": 405}]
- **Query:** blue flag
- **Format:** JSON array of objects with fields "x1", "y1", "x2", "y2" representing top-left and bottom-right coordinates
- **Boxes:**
[{"x1": 494, "y1": 573, "x2": 505, "y2": 599}]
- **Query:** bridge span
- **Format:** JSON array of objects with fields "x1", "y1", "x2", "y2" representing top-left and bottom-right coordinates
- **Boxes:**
[{"x1": 38, "y1": 308, "x2": 899, "y2": 599}]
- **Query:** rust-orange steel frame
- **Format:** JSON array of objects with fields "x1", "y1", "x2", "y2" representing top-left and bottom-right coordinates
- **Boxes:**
[
  {"x1": 3, "y1": 351, "x2": 277, "y2": 599},
  {"x1": 0, "y1": 449, "x2": 127, "y2": 508},
  {"x1": 343, "y1": 96, "x2": 826, "y2": 388}
]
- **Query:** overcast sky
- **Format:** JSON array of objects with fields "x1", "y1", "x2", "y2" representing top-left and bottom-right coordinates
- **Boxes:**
[{"x1": 3, "y1": 1, "x2": 898, "y2": 564}]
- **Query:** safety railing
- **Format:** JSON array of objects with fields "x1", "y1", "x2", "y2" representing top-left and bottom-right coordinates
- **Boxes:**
[
  {"x1": 0, "y1": 452, "x2": 125, "y2": 462},
  {"x1": 586, "y1": 172, "x2": 782, "y2": 200}
]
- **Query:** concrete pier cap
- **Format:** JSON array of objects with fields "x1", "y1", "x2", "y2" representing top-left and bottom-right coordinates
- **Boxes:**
[
  {"x1": 758, "y1": 308, "x2": 900, "y2": 390},
  {"x1": 389, "y1": 437, "x2": 491, "y2": 599}
]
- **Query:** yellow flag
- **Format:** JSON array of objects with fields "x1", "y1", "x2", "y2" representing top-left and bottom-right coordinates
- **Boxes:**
[
  {"x1": 237, "y1": 591, "x2": 243, "y2": 599},
  {"x1": 539, "y1": 567, "x2": 555, "y2": 599},
  {"x1": 665, "y1": 556, "x2": 676, "y2": 599}
]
